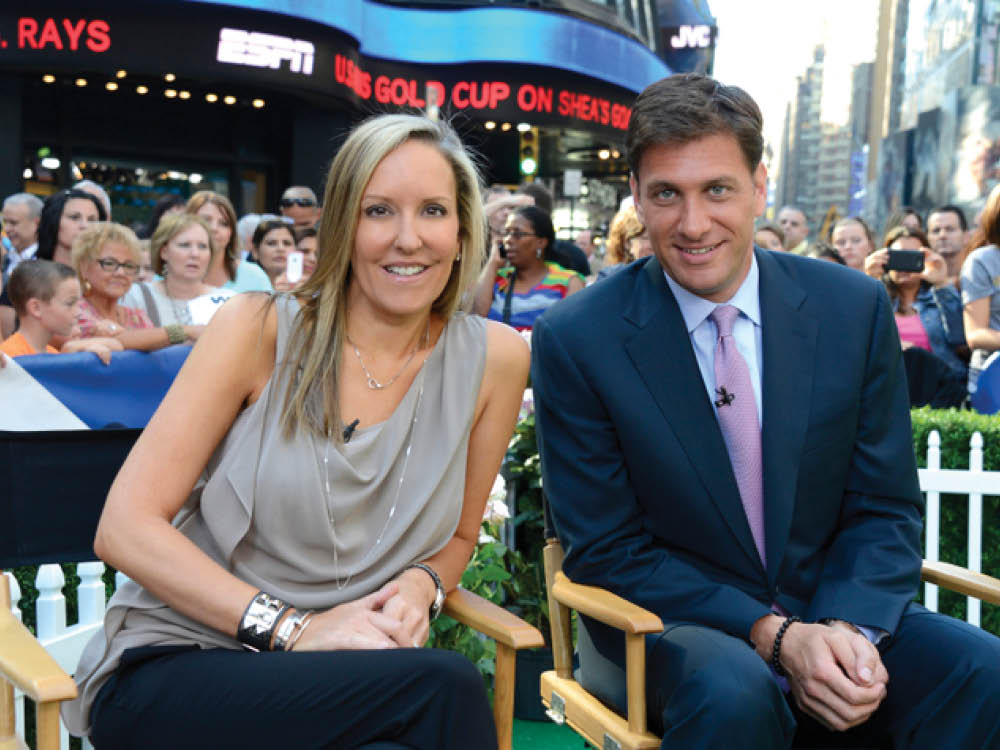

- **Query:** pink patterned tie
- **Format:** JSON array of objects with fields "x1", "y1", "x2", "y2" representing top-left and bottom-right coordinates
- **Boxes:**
[{"x1": 710, "y1": 305, "x2": 766, "y2": 566}]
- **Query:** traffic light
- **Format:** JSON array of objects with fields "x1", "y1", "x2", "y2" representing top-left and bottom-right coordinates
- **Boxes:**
[{"x1": 519, "y1": 126, "x2": 539, "y2": 178}]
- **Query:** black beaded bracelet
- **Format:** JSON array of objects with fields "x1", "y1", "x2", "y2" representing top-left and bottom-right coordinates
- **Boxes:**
[{"x1": 771, "y1": 615, "x2": 801, "y2": 677}]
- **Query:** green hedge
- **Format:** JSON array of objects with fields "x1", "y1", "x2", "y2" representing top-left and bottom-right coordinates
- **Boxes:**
[{"x1": 910, "y1": 408, "x2": 1000, "y2": 636}]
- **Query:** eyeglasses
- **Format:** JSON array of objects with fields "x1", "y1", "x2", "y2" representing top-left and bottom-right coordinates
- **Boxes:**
[
  {"x1": 503, "y1": 229, "x2": 537, "y2": 240},
  {"x1": 280, "y1": 198, "x2": 317, "y2": 208},
  {"x1": 95, "y1": 257, "x2": 140, "y2": 275}
]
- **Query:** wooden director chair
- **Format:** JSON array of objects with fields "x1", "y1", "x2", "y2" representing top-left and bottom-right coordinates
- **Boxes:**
[
  {"x1": 539, "y1": 519, "x2": 1000, "y2": 750},
  {"x1": 0, "y1": 429, "x2": 543, "y2": 750}
]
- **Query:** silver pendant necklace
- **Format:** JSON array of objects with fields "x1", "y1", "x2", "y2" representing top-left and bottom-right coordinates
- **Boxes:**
[
  {"x1": 322, "y1": 346, "x2": 431, "y2": 590},
  {"x1": 162, "y1": 280, "x2": 192, "y2": 325},
  {"x1": 347, "y1": 318, "x2": 430, "y2": 390}
]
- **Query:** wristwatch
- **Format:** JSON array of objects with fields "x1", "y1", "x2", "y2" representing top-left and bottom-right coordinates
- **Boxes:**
[{"x1": 407, "y1": 563, "x2": 446, "y2": 620}]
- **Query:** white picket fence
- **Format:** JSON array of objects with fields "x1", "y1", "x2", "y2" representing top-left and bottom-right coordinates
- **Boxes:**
[
  {"x1": 3, "y1": 564, "x2": 128, "y2": 750},
  {"x1": 919, "y1": 430, "x2": 1000, "y2": 626},
  {"x1": 4, "y1": 429, "x2": 998, "y2": 749}
]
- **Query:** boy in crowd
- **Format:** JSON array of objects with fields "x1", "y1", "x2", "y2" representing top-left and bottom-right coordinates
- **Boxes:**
[{"x1": 0, "y1": 259, "x2": 119, "y2": 363}]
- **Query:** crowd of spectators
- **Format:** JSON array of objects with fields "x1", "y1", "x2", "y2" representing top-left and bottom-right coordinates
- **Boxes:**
[
  {"x1": 756, "y1": 201, "x2": 1000, "y2": 407},
  {"x1": 2, "y1": 158, "x2": 1000, "y2": 413}
]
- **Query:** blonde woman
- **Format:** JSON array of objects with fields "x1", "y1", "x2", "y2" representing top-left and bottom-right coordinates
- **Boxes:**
[
  {"x1": 72, "y1": 222, "x2": 201, "y2": 351},
  {"x1": 597, "y1": 204, "x2": 651, "y2": 280},
  {"x1": 122, "y1": 214, "x2": 233, "y2": 330},
  {"x1": 73, "y1": 222, "x2": 151, "y2": 338},
  {"x1": 63, "y1": 114, "x2": 529, "y2": 748}
]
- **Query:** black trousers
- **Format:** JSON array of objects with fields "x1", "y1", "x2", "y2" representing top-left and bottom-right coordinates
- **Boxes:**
[
  {"x1": 578, "y1": 602, "x2": 1000, "y2": 749},
  {"x1": 90, "y1": 645, "x2": 498, "y2": 750}
]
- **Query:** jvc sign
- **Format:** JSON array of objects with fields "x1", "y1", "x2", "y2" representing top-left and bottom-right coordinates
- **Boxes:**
[
  {"x1": 667, "y1": 24, "x2": 716, "y2": 49},
  {"x1": 216, "y1": 27, "x2": 314, "y2": 74}
]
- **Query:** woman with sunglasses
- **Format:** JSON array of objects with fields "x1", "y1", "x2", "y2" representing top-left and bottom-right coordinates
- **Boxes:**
[
  {"x1": 473, "y1": 205, "x2": 584, "y2": 332},
  {"x1": 73, "y1": 222, "x2": 203, "y2": 350}
]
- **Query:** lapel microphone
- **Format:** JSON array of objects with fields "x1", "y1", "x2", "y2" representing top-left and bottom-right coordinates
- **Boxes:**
[
  {"x1": 715, "y1": 387, "x2": 735, "y2": 408},
  {"x1": 343, "y1": 418, "x2": 361, "y2": 442}
]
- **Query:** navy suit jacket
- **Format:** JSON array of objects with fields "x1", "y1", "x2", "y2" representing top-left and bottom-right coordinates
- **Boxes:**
[{"x1": 531, "y1": 249, "x2": 923, "y2": 649}]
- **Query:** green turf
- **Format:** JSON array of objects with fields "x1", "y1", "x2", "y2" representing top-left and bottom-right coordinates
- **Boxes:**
[{"x1": 513, "y1": 718, "x2": 591, "y2": 749}]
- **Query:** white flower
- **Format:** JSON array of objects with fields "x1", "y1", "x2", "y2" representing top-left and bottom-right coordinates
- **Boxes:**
[{"x1": 483, "y1": 474, "x2": 510, "y2": 522}]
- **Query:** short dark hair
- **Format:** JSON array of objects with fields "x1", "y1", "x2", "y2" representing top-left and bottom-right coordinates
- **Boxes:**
[
  {"x1": 295, "y1": 225, "x2": 318, "y2": 243},
  {"x1": 779, "y1": 205, "x2": 809, "y2": 224},
  {"x1": 754, "y1": 220, "x2": 784, "y2": 245},
  {"x1": 928, "y1": 204, "x2": 968, "y2": 231},
  {"x1": 808, "y1": 240, "x2": 845, "y2": 265},
  {"x1": 516, "y1": 182, "x2": 553, "y2": 214},
  {"x1": 627, "y1": 73, "x2": 763, "y2": 178},
  {"x1": 513, "y1": 205, "x2": 555, "y2": 259},
  {"x1": 7, "y1": 259, "x2": 76, "y2": 315}
]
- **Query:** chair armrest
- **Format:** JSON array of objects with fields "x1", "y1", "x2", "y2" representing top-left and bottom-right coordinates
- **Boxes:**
[
  {"x1": 922, "y1": 560, "x2": 1000, "y2": 606},
  {"x1": 443, "y1": 588, "x2": 545, "y2": 650},
  {"x1": 0, "y1": 609, "x2": 77, "y2": 703},
  {"x1": 551, "y1": 572, "x2": 663, "y2": 635}
]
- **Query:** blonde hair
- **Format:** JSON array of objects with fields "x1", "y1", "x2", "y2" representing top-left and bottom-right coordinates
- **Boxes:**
[
  {"x1": 185, "y1": 191, "x2": 239, "y2": 280},
  {"x1": 70, "y1": 222, "x2": 142, "y2": 277},
  {"x1": 151, "y1": 214, "x2": 215, "y2": 276},
  {"x1": 605, "y1": 205, "x2": 645, "y2": 265},
  {"x1": 282, "y1": 113, "x2": 486, "y2": 438}
]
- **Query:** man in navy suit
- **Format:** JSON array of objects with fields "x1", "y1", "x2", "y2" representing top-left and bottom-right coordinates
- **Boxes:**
[{"x1": 532, "y1": 74, "x2": 1000, "y2": 748}]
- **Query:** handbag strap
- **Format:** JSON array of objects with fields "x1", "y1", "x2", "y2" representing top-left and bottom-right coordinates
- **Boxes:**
[{"x1": 139, "y1": 282, "x2": 161, "y2": 327}]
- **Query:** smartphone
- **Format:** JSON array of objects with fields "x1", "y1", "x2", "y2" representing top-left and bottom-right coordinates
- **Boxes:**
[
  {"x1": 286, "y1": 251, "x2": 304, "y2": 283},
  {"x1": 497, "y1": 240, "x2": 507, "y2": 259},
  {"x1": 885, "y1": 249, "x2": 924, "y2": 273}
]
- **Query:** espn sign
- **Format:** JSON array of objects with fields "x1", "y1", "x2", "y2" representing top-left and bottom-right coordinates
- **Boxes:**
[
  {"x1": 667, "y1": 24, "x2": 715, "y2": 49},
  {"x1": 216, "y1": 27, "x2": 314, "y2": 74}
]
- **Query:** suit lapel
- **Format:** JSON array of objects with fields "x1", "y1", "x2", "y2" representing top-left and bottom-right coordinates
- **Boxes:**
[
  {"x1": 624, "y1": 259, "x2": 763, "y2": 572},
  {"x1": 756, "y1": 250, "x2": 818, "y2": 586}
]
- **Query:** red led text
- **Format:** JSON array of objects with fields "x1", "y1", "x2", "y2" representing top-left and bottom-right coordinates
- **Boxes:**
[{"x1": 18, "y1": 18, "x2": 110, "y2": 52}]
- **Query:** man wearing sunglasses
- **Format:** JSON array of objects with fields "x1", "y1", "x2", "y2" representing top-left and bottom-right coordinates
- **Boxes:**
[{"x1": 279, "y1": 186, "x2": 321, "y2": 231}]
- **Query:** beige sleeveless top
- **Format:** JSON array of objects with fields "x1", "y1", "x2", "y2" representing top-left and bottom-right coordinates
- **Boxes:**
[{"x1": 63, "y1": 295, "x2": 488, "y2": 735}]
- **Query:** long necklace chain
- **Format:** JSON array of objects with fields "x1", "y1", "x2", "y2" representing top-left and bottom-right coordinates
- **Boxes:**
[
  {"x1": 322, "y1": 357, "x2": 428, "y2": 590},
  {"x1": 347, "y1": 318, "x2": 430, "y2": 390},
  {"x1": 162, "y1": 280, "x2": 193, "y2": 325}
]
